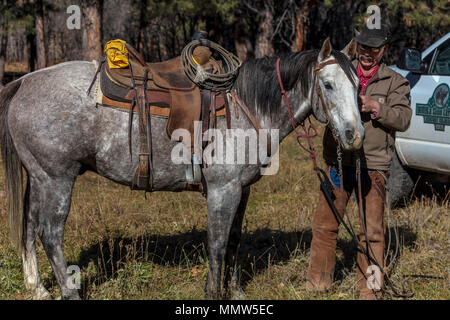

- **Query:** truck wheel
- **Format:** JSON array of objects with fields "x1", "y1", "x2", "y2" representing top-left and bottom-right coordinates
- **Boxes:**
[{"x1": 387, "y1": 151, "x2": 416, "y2": 206}]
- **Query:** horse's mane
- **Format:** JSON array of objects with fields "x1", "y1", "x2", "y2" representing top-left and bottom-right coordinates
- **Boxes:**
[{"x1": 233, "y1": 49, "x2": 357, "y2": 118}]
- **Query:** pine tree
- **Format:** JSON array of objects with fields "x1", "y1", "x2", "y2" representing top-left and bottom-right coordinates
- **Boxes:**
[
  {"x1": 82, "y1": 0, "x2": 104, "y2": 61},
  {"x1": 35, "y1": 0, "x2": 46, "y2": 69}
]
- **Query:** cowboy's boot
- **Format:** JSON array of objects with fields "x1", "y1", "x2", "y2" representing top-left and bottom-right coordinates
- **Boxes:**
[
  {"x1": 356, "y1": 171, "x2": 387, "y2": 300},
  {"x1": 306, "y1": 168, "x2": 349, "y2": 292}
]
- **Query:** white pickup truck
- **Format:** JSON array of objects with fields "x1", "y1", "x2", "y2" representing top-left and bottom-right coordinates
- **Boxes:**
[{"x1": 388, "y1": 32, "x2": 450, "y2": 204}]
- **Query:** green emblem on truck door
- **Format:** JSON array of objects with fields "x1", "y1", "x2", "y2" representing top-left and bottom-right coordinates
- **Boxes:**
[{"x1": 416, "y1": 83, "x2": 450, "y2": 131}]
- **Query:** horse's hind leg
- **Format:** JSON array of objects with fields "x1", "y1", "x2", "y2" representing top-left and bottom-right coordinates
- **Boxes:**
[
  {"x1": 205, "y1": 181, "x2": 242, "y2": 299},
  {"x1": 223, "y1": 186, "x2": 250, "y2": 299},
  {"x1": 33, "y1": 175, "x2": 80, "y2": 300},
  {"x1": 22, "y1": 178, "x2": 51, "y2": 299}
]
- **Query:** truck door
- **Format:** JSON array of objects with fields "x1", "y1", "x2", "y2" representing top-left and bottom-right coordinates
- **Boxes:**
[{"x1": 396, "y1": 38, "x2": 450, "y2": 173}]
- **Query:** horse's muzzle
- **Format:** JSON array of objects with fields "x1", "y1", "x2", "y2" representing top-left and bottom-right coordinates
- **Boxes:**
[{"x1": 342, "y1": 128, "x2": 363, "y2": 151}]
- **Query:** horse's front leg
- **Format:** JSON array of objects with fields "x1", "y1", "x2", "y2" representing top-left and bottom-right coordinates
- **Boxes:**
[{"x1": 205, "y1": 180, "x2": 242, "y2": 299}]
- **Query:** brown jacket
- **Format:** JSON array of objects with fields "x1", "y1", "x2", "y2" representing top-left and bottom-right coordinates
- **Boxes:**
[{"x1": 323, "y1": 61, "x2": 412, "y2": 170}]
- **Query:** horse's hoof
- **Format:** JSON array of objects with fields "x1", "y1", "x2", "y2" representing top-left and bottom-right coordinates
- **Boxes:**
[{"x1": 62, "y1": 291, "x2": 81, "y2": 300}]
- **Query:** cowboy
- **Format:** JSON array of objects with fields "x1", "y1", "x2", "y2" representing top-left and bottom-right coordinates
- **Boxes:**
[{"x1": 306, "y1": 22, "x2": 412, "y2": 299}]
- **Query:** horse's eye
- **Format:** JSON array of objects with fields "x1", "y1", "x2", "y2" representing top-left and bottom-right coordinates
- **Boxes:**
[{"x1": 324, "y1": 82, "x2": 333, "y2": 90}]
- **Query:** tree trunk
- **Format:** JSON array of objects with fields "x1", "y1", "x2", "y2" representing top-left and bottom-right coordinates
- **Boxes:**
[
  {"x1": 181, "y1": 15, "x2": 187, "y2": 44},
  {"x1": 82, "y1": 0, "x2": 103, "y2": 61},
  {"x1": 291, "y1": 0, "x2": 317, "y2": 52},
  {"x1": 0, "y1": 0, "x2": 7, "y2": 84},
  {"x1": 0, "y1": 57, "x2": 5, "y2": 86},
  {"x1": 158, "y1": 18, "x2": 169, "y2": 61},
  {"x1": 255, "y1": 3, "x2": 274, "y2": 58},
  {"x1": 35, "y1": 0, "x2": 47, "y2": 69},
  {"x1": 0, "y1": 32, "x2": 6, "y2": 84},
  {"x1": 26, "y1": 33, "x2": 36, "y2": 72},
  {"x1": 137, "y1": 0, "x2": 148, "y2": 55},
  {"x1": 292, "y1": 11, "x2": 305, "y2": 52},
  {"x1": 234, "y1": 20, "x2": 252, "y2": 61}
]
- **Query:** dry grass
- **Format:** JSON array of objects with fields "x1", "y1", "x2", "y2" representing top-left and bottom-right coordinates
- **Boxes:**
[{"x1": 0, "y1": 127, "x2": 448, "y2": 300}]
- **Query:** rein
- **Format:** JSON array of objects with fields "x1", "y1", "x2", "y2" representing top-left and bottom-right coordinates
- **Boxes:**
[
  {"x1": 231, "y1": 91, "x2": 272, "y2": 157},
  {"x1": 276, "y1": 58, "x2": 321, "y2": 169},
  {"x1": 276, "y1": 57, "x2": 413, "y2": 299}
]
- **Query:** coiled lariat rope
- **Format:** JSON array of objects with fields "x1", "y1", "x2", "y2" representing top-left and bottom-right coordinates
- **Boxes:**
[{"x1": 181, "y1": 39, "x2": 241, "y2": 91}]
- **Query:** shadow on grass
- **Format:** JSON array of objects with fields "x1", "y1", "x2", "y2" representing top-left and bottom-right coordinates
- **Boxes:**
[
  {"x1": 75, "y1": 227, "x2": 313, "y2": 298},
  {"x1": 395, "y1": 175, "x2": 450, "y2": 209},
  {"x1": 75, "y1": 229, "x2": 207, "y2": 298},
  {"x1": 414, "y1": 178, "x2": 449, "y2": 203},
  {"x1": 237, "y1": 228, "x2": 312, "y2": 286},
  {"x1": 75, "y1": 224, "x2": 417, "y2": 298}
]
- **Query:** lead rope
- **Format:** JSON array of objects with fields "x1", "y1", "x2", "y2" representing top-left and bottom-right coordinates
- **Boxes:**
[
  {"x1": 356, "y1": 154, "x2": 414, "y2": 299},
  {"x1": 335, "y1": 139, "x2": 362, "y2": 247},
  {"x1": 276, "y1": 58, "x2": 319, "y2": 168},
  {"x1": 374, "y1": 166, "x2": 414, "y2": 299},
  {"x1": 276, "y1": 57, "x2": 413, "y2": 299},
  {"x1": 317, "y1": 76, "x2": 413, "y2": 299},
  {"x1": 333, "y1": 146, "x2": 413, "y2": 299},
  {"x1": 378, "y1": 169, "x2": 400, "y2": 271},
  {"x1": 333, "y1": 124, "x2": 413, "y2": 299},
  {"x1": 279, "y1": 57, "x2": 388, "y2": 289},
  {"x1": 332, "y1": 131, "x2": 385, "y2": 297}
]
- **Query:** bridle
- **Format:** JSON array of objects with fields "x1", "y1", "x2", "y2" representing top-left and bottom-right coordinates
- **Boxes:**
[
  {"x1": 312, "y1": 59, "x2": 339, "y2": 126},
  {"x1": 227, "y1": 55, "x2": 414, "y2": 299},
  {"x1": 276, "y1": 57, "x2": 339, "y2": 170},
  {"x1": 276, "y1": 56, "x2": 414, "y2": 299},
  {"x1": 230, "y1": 57, "x2": 341, "y2": 168}
]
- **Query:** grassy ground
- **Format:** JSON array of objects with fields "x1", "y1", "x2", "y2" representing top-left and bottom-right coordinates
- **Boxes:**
[{"x1": 0, "y1": 127, "x2": 448, "y2": 300}]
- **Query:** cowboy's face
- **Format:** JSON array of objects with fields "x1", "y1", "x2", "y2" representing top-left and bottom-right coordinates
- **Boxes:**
[{"x1": 357, "y1": 43, "x2": 387, "y2": 70}]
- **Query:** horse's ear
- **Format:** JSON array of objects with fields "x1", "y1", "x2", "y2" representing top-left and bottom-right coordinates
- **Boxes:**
[
  {"x1": 341, "y1": 38, "x2": 357, "y2": 59},
  {"x1": 318, "y1": 37, "x2": 332, "y2": 62}
]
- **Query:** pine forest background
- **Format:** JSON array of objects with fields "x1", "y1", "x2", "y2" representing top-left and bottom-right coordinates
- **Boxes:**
[{"x1": 0, "y1": 0, "x2": 449, "y2": 85}]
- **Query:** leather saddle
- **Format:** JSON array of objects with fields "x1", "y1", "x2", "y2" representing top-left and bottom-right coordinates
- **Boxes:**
[
  {"x1": 100, "y1": 52, "x2": 227, "y2": 140},
  {"x1": 96, "y1": 44, "x2": 231, "y2": 191}
]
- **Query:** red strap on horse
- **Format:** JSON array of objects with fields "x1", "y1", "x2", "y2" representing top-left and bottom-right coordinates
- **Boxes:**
[{"x1": 276, "y1": 58, "x2": 319, "y2": 169}]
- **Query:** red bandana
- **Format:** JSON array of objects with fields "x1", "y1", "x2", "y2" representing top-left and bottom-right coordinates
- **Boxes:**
[{"x1": 357, "y1": 63, "x2": 379, "y2": 95}]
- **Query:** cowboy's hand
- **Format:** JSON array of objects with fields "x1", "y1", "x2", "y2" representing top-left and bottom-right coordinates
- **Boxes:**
[{"x1": 360, "y1": 95, "x2": 380, "y2": 118}]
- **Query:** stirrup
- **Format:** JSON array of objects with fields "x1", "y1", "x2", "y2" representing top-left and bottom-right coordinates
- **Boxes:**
[{"x1": 186, "y1": 154, "x2": 202, "y2": 184}]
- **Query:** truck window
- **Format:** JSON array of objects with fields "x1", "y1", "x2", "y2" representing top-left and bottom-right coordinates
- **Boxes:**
[
  {"x1": 422, "y1": 49, "x2": 434, "y2": 74},
  {"x1": 430, "y1": 39, "x2": 450, "y2": 75}
]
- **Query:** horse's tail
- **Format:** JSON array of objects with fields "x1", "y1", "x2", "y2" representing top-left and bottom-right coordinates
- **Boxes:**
[{"x1": 0, "y1": 79, "x2": 25, "y2": 252}]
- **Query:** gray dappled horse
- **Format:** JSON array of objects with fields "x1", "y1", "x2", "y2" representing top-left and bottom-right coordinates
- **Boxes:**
[{"x1": 0, "y1": 38, "x2": 363, "y2": 299}]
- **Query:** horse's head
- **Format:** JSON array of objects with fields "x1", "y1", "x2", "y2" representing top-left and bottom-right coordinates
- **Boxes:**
[{"x1": 312, "y1": 38, "x2": 364, "y2": 151}]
